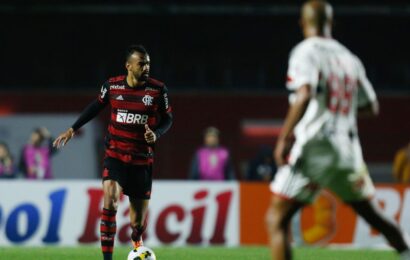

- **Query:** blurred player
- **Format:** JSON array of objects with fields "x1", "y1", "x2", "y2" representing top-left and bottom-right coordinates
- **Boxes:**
[
  {"x1": 53, "y1": 45, "x2": 173, "y2": 260},
  {"x1": 266, "y1": 1, "x2": 410, "y2": 259}
]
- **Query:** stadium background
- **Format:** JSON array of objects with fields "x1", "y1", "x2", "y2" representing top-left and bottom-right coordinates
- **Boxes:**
[{"x1": 0, "y1": 0, "x2": 409, "y2": 257}]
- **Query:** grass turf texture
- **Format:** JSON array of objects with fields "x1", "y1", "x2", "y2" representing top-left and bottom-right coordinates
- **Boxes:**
[{"x1": 0, "y1": 246, "x2": 398, "y2": 259}]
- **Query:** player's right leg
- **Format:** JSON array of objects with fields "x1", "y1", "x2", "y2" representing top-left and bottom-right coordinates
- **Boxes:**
[
  {"x1": 100, "y1": 168, "x2": 123, "y2": 260},
  {"x1": 266, "y1": 194, "x2": 304, "y2": 260},
  {"x1": 267, "y1": 165, "x2": 316, "y2": 260}
]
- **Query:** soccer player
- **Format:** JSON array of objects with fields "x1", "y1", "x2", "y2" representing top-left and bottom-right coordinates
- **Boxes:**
[
  {"x1": 53, "y1": 45, "x2": 173, "y2": 260},
  {"x1": 266, "y1": 1, "x2": 410, "y2": 259}
]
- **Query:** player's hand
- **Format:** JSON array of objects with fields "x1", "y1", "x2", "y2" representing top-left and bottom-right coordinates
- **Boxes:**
[
  {"x1": 274, "y1": 137, "x2": 293, "y2": 166},
  {"x1": 53, "y1": 128, "x2": 75, "y2": 149},
  {"x1": 144, "y1": 124, "x2": 156, "y2": 144}
]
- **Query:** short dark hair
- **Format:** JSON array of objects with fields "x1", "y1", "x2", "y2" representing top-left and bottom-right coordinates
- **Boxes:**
[
  {"x1": 126, "y1": 44, "x2": 148, "y2": 61},
  {"x1": 33, "y1": 128, "x2": 45, "y2": 140},
  {"x1": 204, "y1": 126, "x2": 220, "y2": 136}
]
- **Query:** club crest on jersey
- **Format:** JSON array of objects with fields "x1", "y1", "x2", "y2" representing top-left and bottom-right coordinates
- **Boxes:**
[{"x1": 142, "y1": 94, "x2": 154, "y2": 106}]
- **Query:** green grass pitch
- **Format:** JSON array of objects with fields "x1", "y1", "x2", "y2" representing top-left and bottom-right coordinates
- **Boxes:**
[{"x1": 0, "y1": 246, "x2": 399, "y2": 260}]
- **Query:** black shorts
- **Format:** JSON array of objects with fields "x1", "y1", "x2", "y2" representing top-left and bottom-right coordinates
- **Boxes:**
[{"x1": 102, "y1": 157, "x2": 153, "y2": 199}]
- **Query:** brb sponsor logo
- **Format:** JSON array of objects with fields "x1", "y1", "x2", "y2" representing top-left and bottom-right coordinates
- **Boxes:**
[{"x1": 116, "y1": 109, "x2": 148, "y2": 124}]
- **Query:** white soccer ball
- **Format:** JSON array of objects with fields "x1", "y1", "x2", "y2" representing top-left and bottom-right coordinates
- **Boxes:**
[{"x1": 127, "y1": 246, "x2": 156, "y2": 260}]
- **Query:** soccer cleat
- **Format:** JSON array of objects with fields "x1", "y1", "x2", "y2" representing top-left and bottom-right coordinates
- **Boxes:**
[{"x1": 132, "y1": 237, "x2": 144, "y2": 249}]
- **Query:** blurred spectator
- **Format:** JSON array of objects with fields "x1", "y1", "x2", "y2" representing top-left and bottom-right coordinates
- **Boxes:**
[
  {"x1": 19, "y1": 127, "x2": 57, "y2": 179},
  {"x1": 246, "y1": 145, "x2": 276, "y2": 182},
  {"x1": 393, "y1": 142, "x2": 410, "y2": 183},
  {"x1": 0, "y1": 141, "x2": 16, "y2": 178},
  {"x1": 189, "y1": 126, "x2": 235, "y2": 180}
]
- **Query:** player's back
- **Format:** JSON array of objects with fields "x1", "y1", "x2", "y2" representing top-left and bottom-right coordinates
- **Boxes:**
[
  {"x1": 287, "y1": 37, "x2": 377, "y2": 171},
  {"x1": 287, "y1": 37, "x2": 376, "y2": 144}
]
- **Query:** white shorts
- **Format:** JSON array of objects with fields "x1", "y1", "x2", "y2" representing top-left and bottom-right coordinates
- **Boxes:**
[{"x1": 270, "y1": 136, "x2": 375, "y2": 203}]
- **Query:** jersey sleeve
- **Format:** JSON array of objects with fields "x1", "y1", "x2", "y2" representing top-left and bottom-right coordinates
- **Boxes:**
[
  {"x1": 71, "y1": 83, "x2": 109, "y2": 131},
  {"x1": 159, "y1": 85, "x2": 172, "y2": 114},
  {"x1": 153, "y1": 85, "x2": 173, "y2": 139},
  {"x1": 356, "y1": 57, "x2": 377, "y2": 107},
  {"x1": 98, "y1": 81, "x2": 110, "y2": 104},
  {"x1": 286, "y1": 44, "x2": 319, "y2": 91}
]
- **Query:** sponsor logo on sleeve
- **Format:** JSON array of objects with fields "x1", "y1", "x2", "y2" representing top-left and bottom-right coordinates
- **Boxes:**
[
  {"x1": 100, "y1": 86, "x2": 107, "y2": 99},
  {"x1": 163, "y1": 93, "x2": 169, "y2": 110}
]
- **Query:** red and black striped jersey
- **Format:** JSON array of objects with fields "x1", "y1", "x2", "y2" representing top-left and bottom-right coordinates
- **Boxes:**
[{"x1": 97, "y1": 75, "x2": 172, "y2": 165}]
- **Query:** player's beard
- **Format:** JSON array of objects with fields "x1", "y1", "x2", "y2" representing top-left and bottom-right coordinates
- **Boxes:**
[{"x1": 139, "y1": 72, "x2": 149, "y2": 81}]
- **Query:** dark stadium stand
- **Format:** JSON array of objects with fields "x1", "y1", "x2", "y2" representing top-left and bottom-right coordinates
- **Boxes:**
[{"x1": 0, "y1": 2, "x2": 409, "y2": 91}]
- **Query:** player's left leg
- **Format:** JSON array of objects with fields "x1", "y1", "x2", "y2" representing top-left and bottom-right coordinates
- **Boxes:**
[
  {"x1": 330, "y1": 163, "x2": 410, "y2": 258},
  {"x1": 349, "y1": 200, "x2": 410, "y2": 256},
  {"x1": 128, "y1": 163, "x2": 153, "y2": 248},
  {"x1": 129, "y1": 198, "x2": 150, "y2": 248}
]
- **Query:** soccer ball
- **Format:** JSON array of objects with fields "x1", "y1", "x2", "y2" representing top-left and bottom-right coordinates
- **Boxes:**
[{"x1": 127, "y1": 246, "x2": 156, "y2": 260}]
